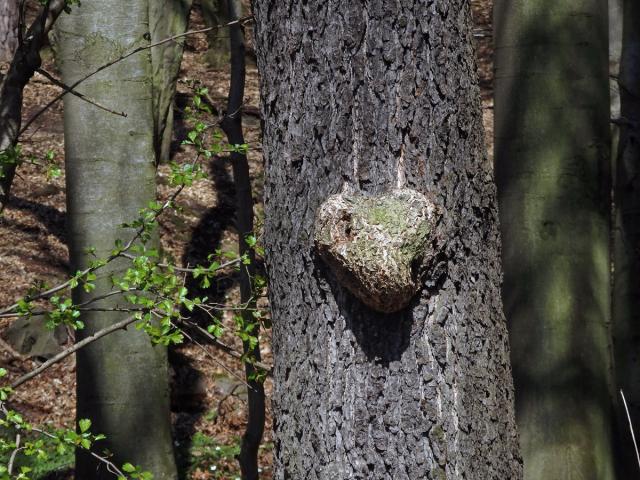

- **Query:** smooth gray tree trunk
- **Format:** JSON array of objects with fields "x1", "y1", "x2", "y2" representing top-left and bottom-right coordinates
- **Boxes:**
[
  {"x1": 494, "y1": 0, "x2": 616, "y2": 478},
  {"x1": 612, "y1": 0, "x2": 640, "y2": 475},
  {"x1": 201, "y1": 0, "x2": 229, "y2": 68},
  {"x1": 253, "y1": 1, "x2": 522, "y2": 478},
  {"x1": 56, "y1": 3, "x2": 177, "y2": 479},
  {"x1": 150, "y1": 0, "x2": 193, "y2": 163}
]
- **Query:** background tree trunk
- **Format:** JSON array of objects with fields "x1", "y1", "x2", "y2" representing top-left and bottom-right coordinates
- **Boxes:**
[
  {"x1": 201, "y1": 0, "x2": 229, "y2": 68},
  {"x1": 0, "y1": 0, "x2": 66, "y2": 209},
  {"x1": 494, "y1": 0, "x2": 616, "y2": 477},
  {"x1": 0, "y1": 0, "x2": 18, "y2": 63},
  {"x1": 252, "y1": 1, "x2": 522, "y2": 478},
  {"x1": 612, "y1": 0, "x2": 640, "y2": 474},
  {"x1": 150, "y1": 0, "x2": 193, "y2": 163},
  {"x1": 56, "y1": 3, "x2": 177, "y2": 479},
  {"x1": 219, "y1": 1, "x2": 265, "y2": 478}
]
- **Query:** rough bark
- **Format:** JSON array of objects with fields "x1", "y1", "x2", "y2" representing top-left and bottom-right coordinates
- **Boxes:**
[
  {"x1": 56, "y1": 3, "x2": 177, "y2": 479},
  {"x1": 494, "y1": 0, "x2": 616, "y2": 478},
  {"x1": 0, "y1": 0, "x2": 18, "y2": 63},
  {"x1": 253, "y1": 1, "x2": 522, "y2": 478},
  {"x1": 150, "y1": 0, "x2": 193, "y2": 163},
  {"x1": 612, "y1": 0, "x2": 640, "y2": 474},
  {"x1": 219, "y1": 1, "x2": 265, "y2": 478}
]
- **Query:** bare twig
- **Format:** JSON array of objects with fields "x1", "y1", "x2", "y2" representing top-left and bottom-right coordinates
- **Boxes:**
[
  {"x1": 36, "y1": 68, "x2": 127, "y2": 117},
  {"x1": 120, "y1": 252, "x2": 240, "y2": 273},
  {"x1": 181, "y1": 318, "x2": 271, "y2": 373},
  {"x1": 214, "y1": 383, "x2": 242, "y2": 423},
  {"x1": 0, "y1": 186, "x2": 183, "y2": 317},
  {"x1": 0, "y1": 336, "x2": 26, "y2": 361},
  {"x1": 10, "y1": 315, "x2": 139, "y2": 389},
  {"x1": 7, "y1": 433, "x2": 21, "y2": 475},
  {"x1": 29, "y1": 424, "x2": 127, "y2": 479},
  {"x1": 621, "y1": 389, "x2": 640, "y2": 473},
  {"x1": 20, "y1": 16, "x2": 254, "y2": 135},
  {"x1": 175, "y1": 322, "x2": 253, "y2": 390}
]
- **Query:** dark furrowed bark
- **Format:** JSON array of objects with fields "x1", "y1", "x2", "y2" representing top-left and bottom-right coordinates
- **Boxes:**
[{"x1": 253, "y1": 1, "x2": 522, "y2": 478}]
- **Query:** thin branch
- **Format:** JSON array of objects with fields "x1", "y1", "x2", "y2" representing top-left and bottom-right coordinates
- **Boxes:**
[
  {"x1": 174, "y1": 321, "x2": 253, "y2": 389},
  {"x1": 0, "y1": 186, "x2": 183, "y2": 317},
  {"x1": 20, "y1": 16, "x2": 254, "y2": 135},
  {"x1": 29, "y1": 425, "x2": 127, "y2": 479},
  {"x1": 120, "y1": 252, "x2": 240, "y2": 273},
  {"x1": 180, "y1": 318, "x2": 272, "y2": 373},
  {"x1": 7, "y1": 433, "x2": 21, "y2": 475},
  {"x1": 621, "y1": 389, "x2": 640, "y2": 473},
  {"x1": 36, "y1": 68, "x2": 127, "y2": 117},
  {"x1": 10, "y1": 315, "x2": 139, "y2": 389},
  {"x1": 214, "y1": 383, "x2": 242, "y2": 424},
  {"x1": 0, "y1": 336, "x2": 26, "y2": 361}
]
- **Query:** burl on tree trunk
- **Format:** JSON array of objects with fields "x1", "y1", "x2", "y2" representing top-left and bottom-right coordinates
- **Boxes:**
[{"x1": 315, "y1": 188, "x2": 438, "y2": 313}]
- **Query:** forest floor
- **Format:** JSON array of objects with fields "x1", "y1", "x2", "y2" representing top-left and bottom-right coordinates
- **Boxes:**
[{"x1": 0, "y1": 1, "x2": 493, "y2": 479}]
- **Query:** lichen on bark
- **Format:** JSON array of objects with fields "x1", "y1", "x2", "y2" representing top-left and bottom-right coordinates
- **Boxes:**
[{"x1": 315, "y1": 188, "x2": 437, "y2": 313}]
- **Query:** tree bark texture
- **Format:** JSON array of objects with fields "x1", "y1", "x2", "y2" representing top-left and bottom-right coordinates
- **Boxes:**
[
  {"x1": 150, "y1": 0, "x2": 193, "y2": 163},
  {"x1": 494, "y1": 1, "x2": 615, "y2": 478},
  {"x1": 253, "y1": 1, "x2": 522, "y2": 479},
  {"x1": 612, "y1": 0, "x2": 640, "y2": 474},
  {"x1": 0, "y1": 0, "x2": 18, "y2": 63},
  {"x1": 56, "y1": 3, "x2": 177, "y2": 479}
]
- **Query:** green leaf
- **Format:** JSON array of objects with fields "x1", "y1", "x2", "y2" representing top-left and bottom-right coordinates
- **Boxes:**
[
  {"x1": 79, "y1": 418, "x2": 91, "y2": 432},
  {"x1": 122, "y1": 463, "x2": 136, "y2": 473}
]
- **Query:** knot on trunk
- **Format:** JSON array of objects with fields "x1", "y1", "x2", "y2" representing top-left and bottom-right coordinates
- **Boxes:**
[{"x1": 314, "y1": 188, "x2": 437, "y2": 313}]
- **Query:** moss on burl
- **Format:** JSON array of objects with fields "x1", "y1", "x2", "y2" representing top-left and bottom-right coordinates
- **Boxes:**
[{"x1": 314, "y1": 188, "x2": 437, "y2": 313}]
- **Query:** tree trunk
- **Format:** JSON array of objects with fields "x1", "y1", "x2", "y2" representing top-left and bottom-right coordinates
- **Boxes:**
[
  {"x1": 0, "y1": 0, "x2": 18, "y2": 63},
  {"x1": 220, "y1": 2, "x2": 265, "y2": 479},
  {"x1": 201, "y1": 0, "x2": 229, "y2": 68},
  {"x1": 149, "y1": 0, "x2": 193, "y2": 163},
  {"x1": 56, "y1": 3, "x2": 177, "y2": 479},
  {"x1": 612, "y1": 0, "x2": 640, "y2": 475},
  {"x1": 252, "y1": 1, "x2": 522, "y2": 478},
  {"x1": 494, "y1": 0, "x2": 615, "y2": 478},
  {"x1": 0, "y1": 0, "x2": 66, "y2": 210}
]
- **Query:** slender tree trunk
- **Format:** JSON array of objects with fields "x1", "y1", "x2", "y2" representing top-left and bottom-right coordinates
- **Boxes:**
[
  {"x1": 612, "y1": 0, "x2": 640, "y2": 475},
  {"x1": 149, "y1": 0, "x2": 193, "y2": 163},
  {"x1": 201, "y1": 0, "x2": 229, "y2": 68},
  {"x1": 253, "y1": 1, "x2": 522, "y2": 478},
  {"x1": 56, "y1": 3, "x2": 177, "y2": 479},
  {"x1": 494, "y1": 0, "x2": 615, "y2": 478},
  {"x1": 0, "y1": 0, "x2": 18, "y2": 63},
  {"x1": 0, "y1": 0, "x2": 66, "y2": 210},
  {"x1": 220, "y1": 2, "x2": 265, "y2": 479}
]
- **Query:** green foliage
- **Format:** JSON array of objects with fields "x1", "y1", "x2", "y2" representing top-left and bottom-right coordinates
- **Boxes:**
[
  {"x1": 180, "y1": 433, "x2": 241, "y2": 479},
  {"x1": 0, "y1": 146, "x2": 21, "y2": 181},
  {"x1": 0, "y1": 147, "x2": 62, "y2": 185},
  {"x1": 0, "y1": 430, "x2": 74, "y2": 480},
  {"x1": 0, "y1": 82, "x2": 270, "y2": 479},
  {"x1": 0, "y1": 368, "x2": 148, "y2": 480}
]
